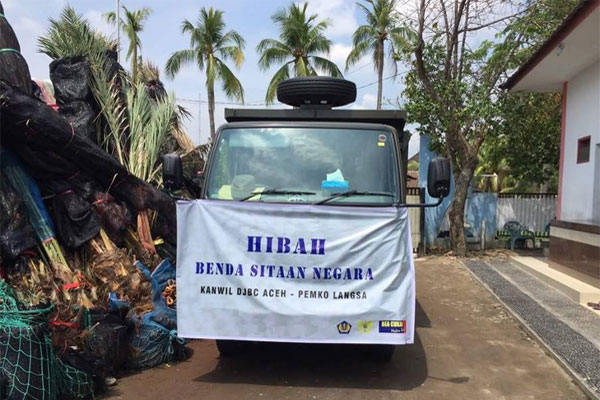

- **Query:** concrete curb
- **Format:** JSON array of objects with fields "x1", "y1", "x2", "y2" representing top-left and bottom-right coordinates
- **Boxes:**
[{"x1": 459, "y1": 259, "x2": 599, "y2": 400}]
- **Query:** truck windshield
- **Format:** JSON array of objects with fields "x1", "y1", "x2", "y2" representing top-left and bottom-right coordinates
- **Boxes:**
[{"x1": 206, "y1": 127, "x2": 399, "y2": 205}]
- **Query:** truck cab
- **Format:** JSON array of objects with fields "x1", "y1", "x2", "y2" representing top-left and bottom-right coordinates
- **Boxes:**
[{"x1": 165, "y1": 78, "x2": 449, "y2": 361}]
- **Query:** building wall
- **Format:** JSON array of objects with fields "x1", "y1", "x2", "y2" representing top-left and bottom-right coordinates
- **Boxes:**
[{"x1": 561, "y1": 60, "x2": 600, "y2": 222}]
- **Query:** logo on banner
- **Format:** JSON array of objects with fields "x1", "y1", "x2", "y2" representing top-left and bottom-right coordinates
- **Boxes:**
[
  {"x1": 337, "y1": 321, "x2": 352, "y2": 334},
  {"x1": 378, "y1": 320, "x2": 406, "y2": 334},
  {"x1": 357, "y1": 321, "x2": 374, "y2": 334}
]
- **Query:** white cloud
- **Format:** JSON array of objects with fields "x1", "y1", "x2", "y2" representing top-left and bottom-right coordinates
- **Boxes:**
[
  {"x1": 17, "y1": 17, "x2": 45, "y2": 38},
  {"x1": 351, "y1": 93, "x2": 377, "y2": 109},
  {"x1": 329, "y1": 43, "x2": 352, "y2": 70},
  {"x1": 10, "y1": 16, "x2": 52, "y2": 80},
  {"x1": 85, "y1": 10, "x2": 115, "y2": 39},
  {"x1": 304, "y1": 0, "x2": 358, "y2": 37},
  {"x1": 2, "y1": 0, "x2": 17, "y2": 11}
]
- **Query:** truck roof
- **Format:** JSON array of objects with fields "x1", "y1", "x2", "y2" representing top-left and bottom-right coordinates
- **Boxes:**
[{"x1": 224, "y1": 108, "x2": 407, "y2": 135}]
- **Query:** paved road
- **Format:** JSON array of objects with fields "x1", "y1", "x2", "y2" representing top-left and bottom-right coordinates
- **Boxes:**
[{"x1": 103, "y1": 257, "x2": 586, "y2": 399}]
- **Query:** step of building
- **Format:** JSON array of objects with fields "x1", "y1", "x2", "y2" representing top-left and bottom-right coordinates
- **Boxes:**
[{"x1": 510, "y1": 253, "x2": 600, "y2": 305}]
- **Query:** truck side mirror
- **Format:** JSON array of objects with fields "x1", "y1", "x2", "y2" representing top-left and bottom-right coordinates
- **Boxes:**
[
  {"x1": 427, "y1": 157, "x2": 450, "y2": 198},
  {"x1": 163, "y1": 153, "x2": 183, "y2": 192}
]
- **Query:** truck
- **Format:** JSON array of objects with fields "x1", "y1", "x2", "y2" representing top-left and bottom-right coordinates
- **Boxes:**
[{"x1": 163, "y1": 77, "x2": 449, "y2": 361}]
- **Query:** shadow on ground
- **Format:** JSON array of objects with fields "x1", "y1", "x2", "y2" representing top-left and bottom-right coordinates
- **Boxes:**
[{"x1": 193, "y1": 300, "x2": 434, "y2": 391}]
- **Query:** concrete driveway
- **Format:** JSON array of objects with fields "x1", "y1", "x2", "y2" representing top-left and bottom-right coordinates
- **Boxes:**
[{"x1": 103, "y1": 257, "x2": 586, "y2": 399}]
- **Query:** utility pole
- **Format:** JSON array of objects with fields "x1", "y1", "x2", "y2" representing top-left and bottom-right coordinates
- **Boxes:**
[{"x1": 116, "y1": 0, "x2": 121, "y2": 63}]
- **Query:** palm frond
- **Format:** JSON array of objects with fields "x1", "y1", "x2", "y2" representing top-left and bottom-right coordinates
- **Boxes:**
[
  {"x1": 216, "y1": 59, "x2": 244, "y2": 102},
  {"x1": 258, "y1": 3, "x2": 336, "y2": 83},
  {"x1": 311, "y1": 56, "x2": 343, "y2": 77},
  {"x1": 218, "y1": 45, "x2": 245, "y2": 68},
  {"x1": 165, "y1": 49, "x2": 197, "y2": 78},
  {"x1": 265, "y1": 62, "x2": 292, "y2": 104},
  {"x1": 89, "y1": 66, "x2": 128, "y2": 164},
  {"x1": 345, "y1": 40, "x2": 372, "y2": 70},
  {"x1": 256, "y1": 40, "x2": 292, "y2": 70},
  {"x1": 127, "y1": 83, "x2": 175, "y2": 182},
  {"x1": 138, "y1": 60, "x2": 161, "y2": 83},
  {"x1": 38, "y1": 6, "x2": 115, "y2": 60}
]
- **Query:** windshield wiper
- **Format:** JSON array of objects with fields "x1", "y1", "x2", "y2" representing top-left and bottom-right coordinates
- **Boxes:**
[
  {"x1": 240, "y1": 189, "x2": 316, "y2": 202},
  {"x1": 315, "y1": 190, "x2": 394, "y2": 205}
]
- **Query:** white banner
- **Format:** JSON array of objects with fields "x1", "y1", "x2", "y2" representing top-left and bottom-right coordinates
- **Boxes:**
[{"x1": 176, "y1": 200, "x2": 415, "y2": 345}]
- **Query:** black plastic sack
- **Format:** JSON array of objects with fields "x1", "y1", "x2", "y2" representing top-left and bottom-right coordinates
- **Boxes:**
[
  {"x1": 49, "y1": 57, "x2": 93, "y2": 103},
  {"x1": 0, "y1": 82, "x2": 176, "y2": 243},
  {"x1": 49, "y1": 58, "x2": 98, "y2": 142},
  {"x1": 90, "y1": 192, "x2": 131, "y2": 246},
  {"x1": 0, "y1": 175, "x2": 37, "y2": 260},
  {"x1": 87, "y1": 323, "x2": 130, "y2": 375},
  {"x1": 3, "y1": 254, "x2": 31, "y2": 275},
  {"x1": 103, "y1": 50, "x2": 123, "y2": 83},
  {"x1": 58, "y1": 100, "x2": 97, "y2": 142},
  {"x1": 0, "y1": 4, "x2": 31, "y2": 95},
  {"x1": 86, "y1": 307, "x2": 131, "y2": 376},
  {"x1": 145, "y1": 79, "x2": 166, "y2": 100},
  {"x1": 9, "y1": 145, "x2": 79, "y2": 182},
  {"x1": 64, "y1": 173, "x2": 131, "y2": 245},
  {"x1": 155, "y1": 241, "x2": 176, "y2": 264},
  {"x1": 45, "y1": 181, "x2": 100, "y2": 248}
]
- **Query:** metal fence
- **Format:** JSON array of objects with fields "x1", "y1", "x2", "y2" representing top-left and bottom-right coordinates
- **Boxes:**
[
  {"x1": 496, "y1": 193, "x2": 557, "y2": 234},
  {"x1": 407, "y1": 187, "x2": 425, "y2": 255}
]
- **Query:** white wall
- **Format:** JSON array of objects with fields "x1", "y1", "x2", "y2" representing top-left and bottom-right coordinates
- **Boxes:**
[{"x1": 562, "y1": 60, "x2": 600, "y2": 223}]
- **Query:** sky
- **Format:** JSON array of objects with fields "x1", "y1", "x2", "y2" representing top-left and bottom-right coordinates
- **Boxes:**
[{"x1": 4, "y1": 0, "x2": 419, "y2": 156}]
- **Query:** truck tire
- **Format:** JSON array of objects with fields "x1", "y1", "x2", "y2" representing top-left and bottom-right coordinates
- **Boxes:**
[
  {"x1": 277, "y1": 77, "x2": 356, "y2": 107},
  {"x1": 216, "y1": 340, "x2": 249, "y2": 357}
]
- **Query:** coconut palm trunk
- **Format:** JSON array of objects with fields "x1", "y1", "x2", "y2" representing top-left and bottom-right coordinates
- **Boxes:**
[
  {"x1": 376, "y1": 40, "x2": 384, "y2": 110},
  {"x1": 207, "y1": 78, "x2": 216, "y2": 141},
  {"x1": 132, "y1": 46, "x2": 138, "y2": 82}
]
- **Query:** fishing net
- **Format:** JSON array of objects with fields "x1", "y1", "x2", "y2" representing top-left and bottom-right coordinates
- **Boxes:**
[
  {"x1": 56, "y1": 360, "x2": 95, "y2": 400},
  {"x1": 0, "y1": 280, "x2": 94, "y2": 400}
]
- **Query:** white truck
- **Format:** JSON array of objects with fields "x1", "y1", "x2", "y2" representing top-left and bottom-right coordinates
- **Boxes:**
[{"x1": 163, "y1": 77, "x2": 449, "y2": 361}]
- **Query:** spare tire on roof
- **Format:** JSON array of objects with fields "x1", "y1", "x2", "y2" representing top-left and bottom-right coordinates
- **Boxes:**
[{"x1": 277, "y1": 77, "x2": 356, "y2": 108}]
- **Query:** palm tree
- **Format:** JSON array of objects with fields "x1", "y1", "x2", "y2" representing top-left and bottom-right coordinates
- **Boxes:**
[
  {"x1": 346, "y1": 0, "x2": 410, "y2": 109},
  {"x1": 165, "y1": 7, "x2": 244, "y2": 140},
  {"x1": 104, "y1": 6, "x2": 152, "y2": 83},
  {"x1": 257, "y1": 3, "x2": 342, "y2": 103}
]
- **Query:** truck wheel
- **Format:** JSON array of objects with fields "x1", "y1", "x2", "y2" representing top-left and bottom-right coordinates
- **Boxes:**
[
  {"x1": 216, "y1": 340, "x2": 249, "y2": 357},
  {"x1": 277, "y1": 77, "x2": 357, "y2": 107},
  {"x1": 369, "y1": 345, "x2": 395, "y2": 362}
]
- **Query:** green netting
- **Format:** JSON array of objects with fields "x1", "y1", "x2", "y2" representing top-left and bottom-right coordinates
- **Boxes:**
[
  {"x1": 0, "y1": 280, "x2": 94, "y2": 400},
  {"x1": 57, "y1": 360, "x2": 95, "y2": 400}
]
